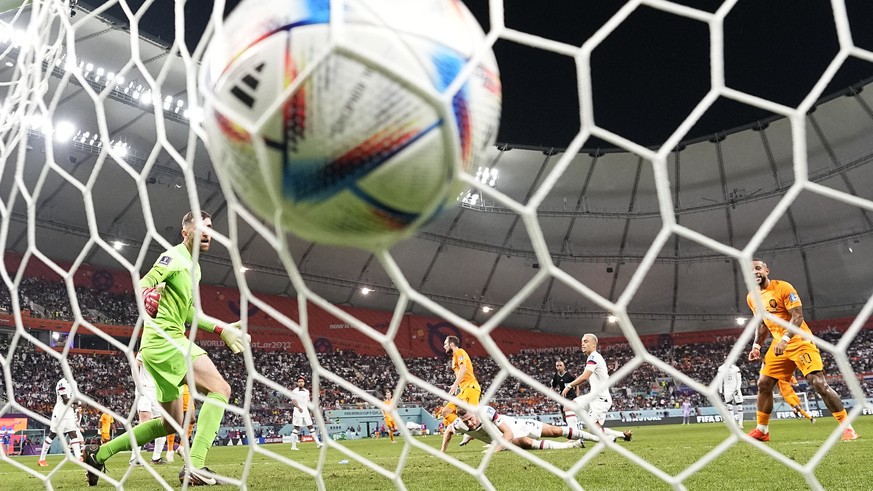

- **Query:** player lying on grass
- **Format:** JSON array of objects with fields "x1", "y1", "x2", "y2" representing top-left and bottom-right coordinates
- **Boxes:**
[{"x1": 441, "y1": 405, "x2": 587, "y2": 452}]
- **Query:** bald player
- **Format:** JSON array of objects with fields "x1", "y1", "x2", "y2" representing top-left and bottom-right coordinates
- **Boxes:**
[
  {"x1": 746, "y1": 259, "x2": 857, "y2": 442},
  {"x1": 561, "y1": 333, "x2": 632, "y2": 443}
]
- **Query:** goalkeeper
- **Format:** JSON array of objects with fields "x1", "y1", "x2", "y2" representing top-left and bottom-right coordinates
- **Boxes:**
[{"x1": 85, "y1": 210, "x2": 249, "y2": 487}]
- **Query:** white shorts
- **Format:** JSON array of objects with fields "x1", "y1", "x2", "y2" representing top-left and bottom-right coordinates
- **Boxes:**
[
  {"x1": 573, "y1": 396, "x2": 612, "y2": 426},
  {"x1": 292, "y1": 409, "x2": 313, "y2": 427},
  {"x1": 508, "y1": 418, "x2": 543, "y2": 439},
  {"x1": 137, "y1": 391, "x2": 162, "y2": 414},
  {"x1": 50, "y1": 408, "x2": 77, "y2": 434},
  {"x1": 723, "y1": 390, "x2": 743, "y2": 405}
]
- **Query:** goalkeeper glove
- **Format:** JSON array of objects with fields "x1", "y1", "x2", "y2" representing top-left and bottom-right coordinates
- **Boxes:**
[
  {"x1": 214, "y1": 322, "x2": 250, "y2": 354},
  {"x1": 143, "y1": 283, "x2": 165, "y2": 318}
]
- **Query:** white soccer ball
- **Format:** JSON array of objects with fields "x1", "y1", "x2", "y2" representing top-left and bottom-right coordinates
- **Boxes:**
[{"x1": 200, "y1": 0, "x2": 502, "y2": 250}]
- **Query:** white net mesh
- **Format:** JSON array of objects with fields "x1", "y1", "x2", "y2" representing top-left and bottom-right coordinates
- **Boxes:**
[{"x1": 0, "y1": 1, "x2": 871, "y2": 490}]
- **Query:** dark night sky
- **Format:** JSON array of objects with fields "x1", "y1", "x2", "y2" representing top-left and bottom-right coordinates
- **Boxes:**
[{"x1": 95, "y1": 0, "x2": 873, "y2": 150}]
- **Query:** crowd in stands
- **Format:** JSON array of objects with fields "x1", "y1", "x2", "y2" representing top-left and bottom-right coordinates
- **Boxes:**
[
  {"x1": 1, "y1": 275, "x2": 872, "y2": 434},
  {"x1": 0, "y1": 277, "x2": 138, "y2": 326}
]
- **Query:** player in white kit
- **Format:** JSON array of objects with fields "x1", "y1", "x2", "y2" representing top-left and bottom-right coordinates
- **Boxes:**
[
  {"x1": 130, "y1": 352, "x2": 168, "y2": 465},
  {"x1": 289, "y1": 376, "x2": 322, "y2": 450},
  {"x1": 717, "y1": 361, "x2": 744, "y2": 428},
  {"x1": 442, "y1": 405, "x2": 585, "y2": 452},
  {"x1": 37, "y1": 378, "x2": 84, "y2": 466},
  {"x1": 561, "y1": 333, "x2": 633, "y2": 442}
]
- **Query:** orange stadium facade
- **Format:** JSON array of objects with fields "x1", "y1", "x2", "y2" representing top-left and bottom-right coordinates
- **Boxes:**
[{"x1": 3, "y1": 251, "x2": 870, "y2": 357}]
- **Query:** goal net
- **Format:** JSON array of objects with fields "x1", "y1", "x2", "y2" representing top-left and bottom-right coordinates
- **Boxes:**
[{"x1": 0, "y1": 1, "x2": 871, "y2": 490}]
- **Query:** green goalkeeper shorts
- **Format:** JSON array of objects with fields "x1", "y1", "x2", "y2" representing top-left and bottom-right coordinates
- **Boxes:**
[{"x1": 141, "y1": 335, "x2": 206, "y2": 403}]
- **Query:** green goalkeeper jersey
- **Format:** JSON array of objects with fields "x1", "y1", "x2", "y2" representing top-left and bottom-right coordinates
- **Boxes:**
[{"x1": 139, "y1": 243, "x2": 213, "y2": 349}]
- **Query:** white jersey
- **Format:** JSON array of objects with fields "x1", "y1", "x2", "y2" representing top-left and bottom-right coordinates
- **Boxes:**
[
  {"x1": 449, "y1": 406, "x2": 543, "y2": 442},
  {"x1": 583, "y1": 351, "x2": 612, "y2": 404},
  {"x1": 450, "y1": 406, "x2": 502, "y2": 443},
  {"x1": 291, "y1": 387, "x2": 311, "y2": 416},
  {"x1": 51, "y1": 378, "x2": 77, "y2": 434},
  {"x1": 718, "y1": 364, "x2": 743, "y2": 404},
  {"x1": 54, "y1": 378, "x2": 72, "y2": 412}
]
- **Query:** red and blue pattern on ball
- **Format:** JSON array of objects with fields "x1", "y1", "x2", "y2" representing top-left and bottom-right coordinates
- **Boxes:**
[{"x1": 276, "y1": 120, "x2": 442, "y2": 228}]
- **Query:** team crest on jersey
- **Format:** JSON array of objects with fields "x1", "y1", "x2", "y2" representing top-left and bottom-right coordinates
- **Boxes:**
[
  {"x1": 788, "y1": 292, "x2": 798, "y2": 303},
  {"x1": 159, "y1": 255, "x2": 172, "y2": 266},
  {"x1": 769, "y1": 299, "x2": 778, "y2": 309}
]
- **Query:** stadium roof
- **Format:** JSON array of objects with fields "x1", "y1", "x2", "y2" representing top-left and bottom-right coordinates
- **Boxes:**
[{"x1": 0, "y1": 1, "x2": 872, "y2": 337}]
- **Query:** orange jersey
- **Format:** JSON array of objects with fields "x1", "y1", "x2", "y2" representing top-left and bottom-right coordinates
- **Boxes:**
[
  {"x1": 382, "y1": 398, "x2": 394, "y2": 422},
  {"x1": 99, "y1": 413, "x2": 113, "y2": 432},
  {"x1": 452, "y1": 348, "x2": 477, "y2": 389},
  {"x1": 747, "y1": 279, "x2": 814, "y2": 347}
]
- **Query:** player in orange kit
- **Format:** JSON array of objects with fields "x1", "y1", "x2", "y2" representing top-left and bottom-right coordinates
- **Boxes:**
[
  {"x1": 382, "y1": 389, "x2": 398, "y2": 444},
  {"x1": 746, "y1": 259, "x2": 857, "y2": 442},
  {"x1": 99, "y1": 412, "x2": 114, "y2": 444},
  {"x1": 440, "y1": 336, "x2": 481, "y2": 449}
]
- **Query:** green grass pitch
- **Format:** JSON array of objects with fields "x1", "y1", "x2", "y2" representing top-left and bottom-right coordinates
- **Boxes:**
[{"x1": 3, "y1": 418, "x2": 870, "y2": 490}]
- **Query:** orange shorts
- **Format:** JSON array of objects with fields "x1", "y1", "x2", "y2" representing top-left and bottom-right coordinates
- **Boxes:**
[
  {"x1": 101, "y1": 432, "x2": 110, "y2": 444},
  {"x1": 442, "y1": 384, "x2": 481, "y2": 425},
  {"x1": 442, "y1": 403, "x2": 457, "y2": 425},
  {"x1": 385, "y1": 418, "x2": 396, "y2": 431},
  {"x1": 761, "y1": 341, "x2": 823, "y2": 382},
  {"x1": 458, "y1": 384, "x2": 481, "y2": 406}
]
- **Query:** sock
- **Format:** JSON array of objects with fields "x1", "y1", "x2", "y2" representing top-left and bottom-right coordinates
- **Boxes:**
[
  {"x1": 580, "y1": 430, "x2": 600, "y2": 441},
  {"x1": 736, "y1": 406, "x2": 744, "y2": 426},
  {"x1": 291, "y1": 430, "x2": 299, "y2": 446},
  {"x1": 756, "y1": 410, "x2": 770, "y2": 434},
  {"x1": 564, "y1": 411, "x2": 577, "y2": 430},
  {"x1": 310, "y1": 428, "x2": 321, "y2": 444},
  {"x1": 530, "y1": 439, "x2": 577, "y2": 450},
  {"x1": 152, "y1": 436, "x2": 166, "y2": 460},
  {"x1": 167, "y1": 433, "x2": 175, "y2": 453},
  {"x1": 602, "y1": 427, "x2": 625, "y2": 438},
  {"x1": 833, "y1": 409, "x2": 848, "y2": 426},
  {"x1": 96, "y1": 418, "x2": 167, "y2": 464},
  {"x1": 189, "y1": 392, "x2": 228, "y2": 469},
  {"x1": 39, "y1": 435, "x2": 53, "y2": 460},
  {"x1": 561, "y1": 427, "x2": 581, "y2": 440},
  {"x1": 70, "y1": 434, "x2": 83, "y2": 459},
  {"x1": 797, "y1": 407, "x2": 813, "y2": 420}
]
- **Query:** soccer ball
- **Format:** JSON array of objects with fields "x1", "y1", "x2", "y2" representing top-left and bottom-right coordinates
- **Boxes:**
[{"x1": 200, "y1": 0, "x2": 502, "y2": 250}]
